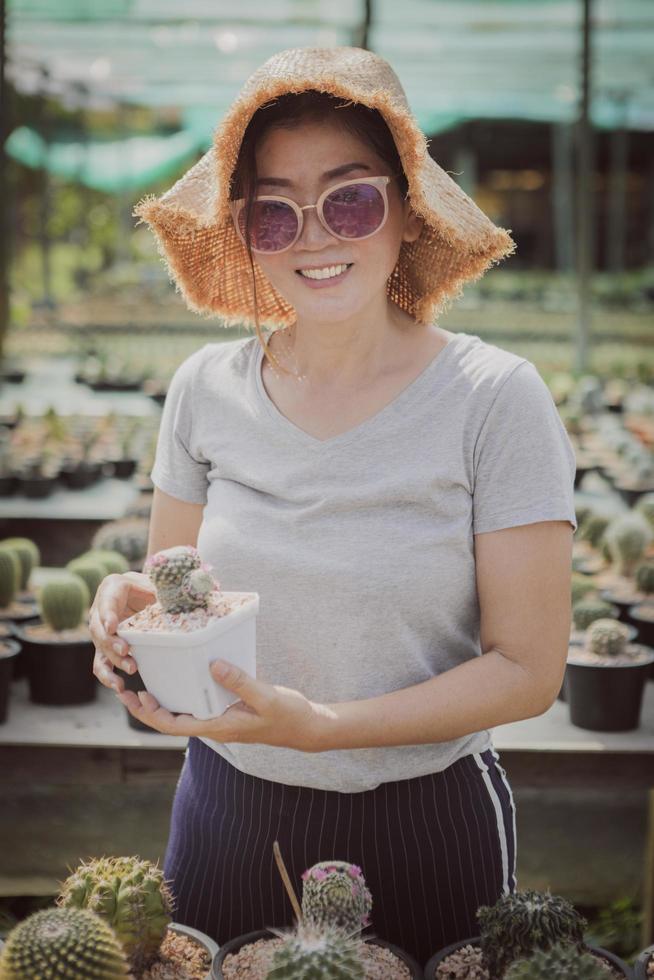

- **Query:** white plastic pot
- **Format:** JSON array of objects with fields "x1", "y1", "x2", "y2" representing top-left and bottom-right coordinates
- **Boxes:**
[{"x1": 116, "y1": 593, "x2": 259, "y2": 719}]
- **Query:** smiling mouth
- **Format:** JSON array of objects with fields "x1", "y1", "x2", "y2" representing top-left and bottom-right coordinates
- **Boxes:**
[{"x1": 296, "y1": 263, "x2": 353, "y2": 281}]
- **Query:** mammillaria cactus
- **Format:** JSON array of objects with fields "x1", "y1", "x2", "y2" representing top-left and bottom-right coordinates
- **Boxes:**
[
  {"x1": 144, "y1": 545, "x2": 218, "y2": 614},
  {"x1": 504, "y1": 941, "x2": 610, "y2": 980},
  {"x1": 584, "y1": 618, "x2": 631, "y2": 657},
  {"x1": 0, "y1": 546, "x2": 20, "y2": 610},
  {"x1": 635, "y1": 559, "x2": 654, "y2": 595},
  {"x1": 477, "y1": 889, "x2": 586, "y2": 980},
  {"x1": 0, "y1": 537, "x2": 40, "y2": 590},
  {"x1": 38, "y1": 573, "x2": 90, "y2": 631},
  {"x1": 301, "y1": 860, "x2": 373, "y2": 937},
  {"x1": 67, "y1": 557, "x2": 108, "y2": 603},
  {"x1": 572, "y1": 598, "x2": 615, "y2": 631},
  {"x1": 0, "y1": 906, "x2": 130, "y2": 979},
  {"x1": 265, "y1": 921, "x2": 365, "y2": 979},
  {"x1": 604, "y1": 512, "x2": 653, "y2": 577},
  {"x1": 57, "y1": 855, "x2": 174, "y2": 974}
]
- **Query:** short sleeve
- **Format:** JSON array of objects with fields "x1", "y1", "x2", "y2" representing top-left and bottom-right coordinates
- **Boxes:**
[
  {"x1": 149, "y1": 346, "x2": 210, "y2": 504},
  {"x1": 472, "y1": 360, "x2": 577, "y2": 534}
]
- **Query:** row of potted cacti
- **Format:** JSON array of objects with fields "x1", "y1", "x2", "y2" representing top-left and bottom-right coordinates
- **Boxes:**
[
  {"x1": 0, "y1": 407, "x2": 160, "y2": 497},
  {"x1": 0, "y1": 845, "x2": 650, "y2": 979}
]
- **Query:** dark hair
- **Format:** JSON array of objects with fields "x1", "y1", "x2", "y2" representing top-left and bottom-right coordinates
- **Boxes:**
[{"x1": 229, "y1": 90, "x2": 409, "y2": 375}]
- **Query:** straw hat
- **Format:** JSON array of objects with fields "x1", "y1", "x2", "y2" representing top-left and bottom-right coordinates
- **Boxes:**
[{"x1": 133, "y1": 46, "x2": 516, "y2": 328}]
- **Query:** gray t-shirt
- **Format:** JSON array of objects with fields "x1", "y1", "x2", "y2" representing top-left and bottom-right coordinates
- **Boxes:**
[{"x1": 150, "y1": 331, "x2": 577, "y2": 792}]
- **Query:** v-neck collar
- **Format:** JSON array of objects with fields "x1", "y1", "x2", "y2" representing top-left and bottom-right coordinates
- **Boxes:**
[{"x1": 253, "y1": 331, "x2": 471, "y2": 450}]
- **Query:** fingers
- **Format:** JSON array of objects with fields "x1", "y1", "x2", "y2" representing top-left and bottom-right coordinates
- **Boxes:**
[
  {"x1": 93, "y1": 650, "x2": 124, "y2": 693},
  {"x1": 88, "y1": 574, "x2": 138, "y2": 674}
]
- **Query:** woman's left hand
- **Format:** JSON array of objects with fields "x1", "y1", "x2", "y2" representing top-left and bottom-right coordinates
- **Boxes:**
[{"x1": 117, "y1": 659, "x2": 326, "y2": 752}]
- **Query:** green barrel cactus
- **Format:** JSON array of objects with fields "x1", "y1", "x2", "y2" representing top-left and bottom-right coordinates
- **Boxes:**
[
  {"x1": 504, "y1": 941, "x2": 611, "y2": 980},
  {"x1": 265, "y1": 921, "x2": 365, "y2": 979},
  {"x1": 0, "y1": 547, "x2": 21, "y2": 610},
  {"x1": 79, "y1": 548, "x2": 130, "y2": 576},
  {"x1": 584, "y1": 618, "x2": 630, "y2": 657},
  {"x1": 579, "y1": 513, "x2": 610, "y2": 549},
  {"x1": 477, "y1": 889, "x2": 586, "y2": 980},
  {"x1": 57, "y1": 855, "x2": 174, "y2": 974},
  {"x1": 67, "y1": 558, "x2": 108, "y2": 603},
  {"x1": 144, "y1": 545, "x2": 217, "y2": 614},
  {"x1": 301, "y1": 861, "x2": 373, "y2": 937},
  {"x1": 0, "y1": 537, "x2": 40, "y2": 590},
  {"x1": 38, "y1": 574, "x2": 90, "y2": 631},
  {"x1": 0, "y1": 906, "x2": 130, "y2": 979},
  {"x1": 604, "y1": 512, "x2": 653, "y2": 577},
  {"x1": 571, "y1": 573, "x2": 597, "y2": 606},
  {"x1": 572, "y1": 598, "x2": 615, "y2": 631},
  {"x1": 635, "y1": 559, "x2": 654, "y2": 595}
]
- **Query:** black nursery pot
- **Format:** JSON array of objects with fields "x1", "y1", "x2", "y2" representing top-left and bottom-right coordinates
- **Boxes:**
[
  {"x1": 111, "y1": 458, "x2": 137, "y2": 479},
  {"x1": 115, "y1": 665, "x2": 163, "y2": 733},
  {"x1": 212, "y1": 928, "x2": 424, "y2": 979},
  {"x1": 565, "y1": 657, "x2": 654, "y2": 732},
  {"x1": 635, "y1": 943, "x2": 654, "y2": 980},
  {"x1": 423, "y1": 937, "x2": 633, "y2": 979},
  {"x1": 14, "y1": 623, "x2": 97, "y2": 705},
  {"x1": 0, "y1": 639, "x2": 21, "y2": 723},
  {"x1": 17, "y1": 474, "x2": 58, "y2": 498}
]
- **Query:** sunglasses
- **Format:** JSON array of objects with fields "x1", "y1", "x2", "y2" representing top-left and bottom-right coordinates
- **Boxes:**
[{"x1": 229, "y1": 175, "x2": 393, "y2": 254}]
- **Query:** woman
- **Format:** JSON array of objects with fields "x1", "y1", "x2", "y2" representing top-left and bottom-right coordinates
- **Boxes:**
[{"x1": 90, "y1": 46, "x2": 577, "y2": 963}]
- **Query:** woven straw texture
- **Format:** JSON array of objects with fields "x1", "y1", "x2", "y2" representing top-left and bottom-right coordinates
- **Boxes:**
[{"x1": 133, "y1": 46, "x2": 517, "y2": 328}]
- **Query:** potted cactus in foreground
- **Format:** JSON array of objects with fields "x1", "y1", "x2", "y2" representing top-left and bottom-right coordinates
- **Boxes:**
[
  {"x1": 116, "y1": 545, "x2": 259, "y2": 719},
  {"x1": 213, "y1": 843, "x2": 423, "y2": 978},
  {"x1": 56, "y1": 855, "x2": 217, "y2": 979},
  {"x1": 423, "y1": 889, "x2": 632, "y2": 979}
]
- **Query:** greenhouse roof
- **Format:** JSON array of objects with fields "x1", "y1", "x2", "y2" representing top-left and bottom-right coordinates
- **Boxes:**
[{"x1": 7, "y1": 0, "x2": 654, "y2": 134}]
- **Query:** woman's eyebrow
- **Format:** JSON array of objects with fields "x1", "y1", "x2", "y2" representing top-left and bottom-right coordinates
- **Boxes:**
[{"x1": 256, "y1": 161, "x2": 372, "y2": 188}]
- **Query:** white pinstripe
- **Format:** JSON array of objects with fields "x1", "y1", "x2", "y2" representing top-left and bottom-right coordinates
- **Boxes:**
[
  {"x1": 489, "y1": 747, "x2": 518, "y2": 891},
  {"x1": 472, "y1": 752, "x2": 511, "y2": 895}
]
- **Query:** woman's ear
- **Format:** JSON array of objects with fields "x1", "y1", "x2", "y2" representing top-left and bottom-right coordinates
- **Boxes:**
[{"x1": 402, "y1": 205, "x2": 423, "y2": 243}]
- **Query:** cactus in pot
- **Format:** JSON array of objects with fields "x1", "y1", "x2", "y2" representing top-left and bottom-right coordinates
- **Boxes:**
[
  {"x1": 477, "y1": 889, "x2": 586, "y2": 979},
  {"x1": 301, "y1": 860, "x2": 373, "y2": 937},
  {"x1": 635, "y1": 559, "x2": 654, "y2": 596},
  {"x1": 264, "y1": 920, "x2": 365, "y2": 979},
  {"x1": 504, "y1": 941, "x2": 611, "y2": 980},
  {"x1": 144, "y1": 545, "x2": 218, "y2": 614},
  {"x1": 92, "y1": 517, "x2": 149, "y2": 566},
  {"x1": 579, "y1": 513, "x2": 610, "y2": 549},
  {"x1": 79, "y1": 548, "x2": 130, "y2": 576},
  {"x1": 0, "y1": 906, "x2": 130, "y2": 979},
  {"x1": 583, "y1": 618, "x2": 631, "y2": 657},
  {"x1": 571, "y1": 573, "x2": 597, "y2": 606},
  {"x1": 635, "y1": 491, "x2": 654, "y2": 530},
  {"x1": 57, "y1": 855, "x2": 174, "y2": 974},
  {"x1": 0, "y1": 537, "x2": 40, "y2": 591},
  {"x1": 66, "y1": 557, "x2": 108, "y2": 603}
]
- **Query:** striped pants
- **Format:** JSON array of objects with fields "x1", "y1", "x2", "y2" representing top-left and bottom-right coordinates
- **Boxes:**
[{"x1": 163, "y1": 737, "x2": 517, "y2": 966}]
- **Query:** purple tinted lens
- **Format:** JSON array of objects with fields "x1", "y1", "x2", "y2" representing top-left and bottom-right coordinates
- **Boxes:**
[
  {"x1": 239, "y1": 200, "x2": 298, "y2": 252},
  {"x1": 322, "y1": 183, "x2": 385, "y2": 239}
]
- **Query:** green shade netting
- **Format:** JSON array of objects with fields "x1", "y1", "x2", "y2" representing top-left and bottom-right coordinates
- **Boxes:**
[{"x1": 4, "y1": 126, "x2": 200, "y2": 192}]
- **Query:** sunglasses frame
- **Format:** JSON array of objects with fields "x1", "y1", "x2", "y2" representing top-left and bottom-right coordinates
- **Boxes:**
[{"x1": 229, "y1": 175, "x2": 393, "y2": 254}]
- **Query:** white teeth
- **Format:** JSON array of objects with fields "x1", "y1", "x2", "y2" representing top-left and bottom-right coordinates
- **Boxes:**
[{"x1": 299, "y1": 264, "x2": 349, "y2": 280}]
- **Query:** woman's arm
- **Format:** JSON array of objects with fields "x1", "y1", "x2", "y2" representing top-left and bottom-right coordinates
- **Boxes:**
[
  {"x1": 139, "y1": 486, "x2": 205, "y2": 567},
  {"x1": 312, "y1": 520, "x2": 574, "y2": 751}
]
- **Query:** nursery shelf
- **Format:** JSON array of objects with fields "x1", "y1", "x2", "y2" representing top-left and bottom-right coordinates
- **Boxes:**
[{"x1": 0, "y1": 476, "x2": 140, "y2": 520}]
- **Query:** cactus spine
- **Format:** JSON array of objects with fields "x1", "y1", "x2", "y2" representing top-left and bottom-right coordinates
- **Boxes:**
[
  {"x1": 57, "y1": 855, "x2": 174, "y2": 974},
  {"x1": 0, "y1": 537, "x2": 40, "y2": 590},
  {"x1": 265, "y1": 921, "x2": 365, "y2": 979},
  {"x1": 39, "y1": 574, "x2": 90, "y2": 631},
  {"x1": 301, "y1": 861, "x2": 372, "y2": 937},
  {"x1": 144, "y1": 545, "x2": 218, "y2": 614},
  {"x1": 0, "y1": 906, "x2": 130, "y2": 979},
  {"x1": 584, "y1": 617, "x2": 631, "y2": 657},
  {"x1": 504, "y1": 941, "x2": 611, "y2": 980},
  {"x1": 477, "y1": 889, "x2": 586, "y2": 980},
  {"x1": 0, "y1": 547, "x2": 20, "y2": 610}
]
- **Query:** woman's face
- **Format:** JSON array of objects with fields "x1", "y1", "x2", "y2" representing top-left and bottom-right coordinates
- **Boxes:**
[{"x1": 250, "y1": 118, "x2": 422, "y2": 326}]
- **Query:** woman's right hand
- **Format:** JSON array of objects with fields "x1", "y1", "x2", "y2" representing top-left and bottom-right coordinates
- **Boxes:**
[{"x1": 89, "y1": 571, "x2": 157, "y2": 693}]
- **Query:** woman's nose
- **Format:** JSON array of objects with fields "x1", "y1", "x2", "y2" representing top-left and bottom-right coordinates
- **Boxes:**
[{"x1": 296, "y1": 206, "x2": 336, "y2": 250}]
